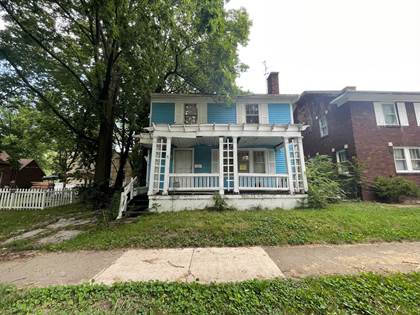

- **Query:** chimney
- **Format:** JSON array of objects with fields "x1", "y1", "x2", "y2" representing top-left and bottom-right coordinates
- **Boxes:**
[{"x1": 267, "y1": 72, "x2": 279, "y2": 94}]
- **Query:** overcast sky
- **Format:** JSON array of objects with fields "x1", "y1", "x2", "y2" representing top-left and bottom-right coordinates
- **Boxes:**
[{"x1": 226, "y1": 0, "x2": 420, "y2": 94}]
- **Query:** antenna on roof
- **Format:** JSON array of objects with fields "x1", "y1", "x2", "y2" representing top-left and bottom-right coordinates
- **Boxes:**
[{"x1": 263, "y1": 61, "x2": 269, "y2": 78}]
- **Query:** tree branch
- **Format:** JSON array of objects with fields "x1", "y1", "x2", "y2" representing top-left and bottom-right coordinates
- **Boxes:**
[
  {"x1": 0, "y1": 1, "x2": 95, "y2": 101},
  {"x1": 2, "y1": 52, "x2": 97, "y2": 145}
]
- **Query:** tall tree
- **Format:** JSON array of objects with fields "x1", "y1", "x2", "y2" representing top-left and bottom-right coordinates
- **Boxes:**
[{"x1": 0, "y1": 0, "x2": 250, "y2": 195}]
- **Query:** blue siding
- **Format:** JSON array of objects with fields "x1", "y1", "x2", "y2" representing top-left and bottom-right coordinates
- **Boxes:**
[
  {"x1": 268, "y1": 103, "x2": 291, "y2": 124},
  {"x1": 194, "y1": 145, "x2": 212, "y2": 173},
  {"x1": 275, "y1": 147, "x2": 287, "y2": 173},
  {"x1": 207, "y1": 103, "x2": 236, "y2": 124},
  {"x1": 151, "y1": 102, "x2": 175, "y2": 124}
]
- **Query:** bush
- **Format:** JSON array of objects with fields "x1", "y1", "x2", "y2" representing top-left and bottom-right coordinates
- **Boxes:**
[
  {"x1": 306, "y1": 155, "x2": 344, "y2": 208},
  {"x1": 212, "y1": 192, "x2": 231, "y2": 211},
  {"x1": 372, "y1": 176, "x2": 419, "y2": 203}
]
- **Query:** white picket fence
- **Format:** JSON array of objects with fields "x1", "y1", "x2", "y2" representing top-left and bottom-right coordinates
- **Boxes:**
[{"x1": 0, "y1": 188, "x2": 77, "y2": 210}]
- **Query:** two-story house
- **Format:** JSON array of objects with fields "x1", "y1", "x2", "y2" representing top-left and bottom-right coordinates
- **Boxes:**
[
  {"x1": 138, "y1": 73, "x2": 308, "y2": 211},
  {"x1": 294, "y1": 88, "x2": 420, "y2": 200}
]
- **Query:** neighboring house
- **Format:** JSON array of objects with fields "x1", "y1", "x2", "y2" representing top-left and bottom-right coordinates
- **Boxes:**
[
  {"x1": 0, "y1": 151, "x2": 46, "y2": 188},
  {"x1": 138, "y1": 73, "x2": 308, "y2": 211},
  {"x1": 294, "y1": 88, "x2": 420, "y2": 200}
]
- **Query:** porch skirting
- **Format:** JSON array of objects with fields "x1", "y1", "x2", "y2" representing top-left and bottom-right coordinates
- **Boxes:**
[{"x1": 148, "y1": 194, "x2": 307, "y2": 212}]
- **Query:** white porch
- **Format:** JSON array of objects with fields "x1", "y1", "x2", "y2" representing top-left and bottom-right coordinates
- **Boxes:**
[{"x1": 140, "y1": 124, "x2": 308, "y2": 199}]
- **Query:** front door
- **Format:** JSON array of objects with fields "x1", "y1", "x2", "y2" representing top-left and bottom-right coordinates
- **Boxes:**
[{"x1": 174, "y1": 149, "x2": 193, "y2": 173}]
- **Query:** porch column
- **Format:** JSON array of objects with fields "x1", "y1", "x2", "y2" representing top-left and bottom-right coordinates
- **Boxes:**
[
  {"x1": 162, "y1": 137, "x2": 172, "y2": 195},
  {"x1": 284, "y1": 137, "x2": 295, "y2": 195},
  {"x1": 218, "y1": 136, "x2": 224, "y2": 195},
  {"x1": 147, "y1": 136, "x2": 158, "y2": 196},
  {"x1": 145, "y1": 149, "x2": 150, "y2": 188},
  {"x1": 297, "y1": 136, "x2": 308, "y2": 193},
  {"x1": 232, "y1": 136, "x2": 239, "y2": 193}
]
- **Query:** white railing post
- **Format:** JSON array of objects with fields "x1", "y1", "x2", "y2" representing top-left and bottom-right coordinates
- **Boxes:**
[
  {"x1": 148, "y1": 136, "x2": 158, "y2": 196},
  {"x1": 41, "y1": 190, "x2": 46, "y2": 209},
  {"x1": 233, "y1": 136, "x2": 239, "y2": 193},
  {"x1": 284, "y1": 137, "x2": 295, "y2": 195},
  {"x1": 162, "y1": 137, "x2": 172, "y2": 195},
  {"x1": 218, "y1": 136, "x2": 224, "y2": 195},
  {"x1": 297, "y1": 136, "x2": 308, "y2": 193}
]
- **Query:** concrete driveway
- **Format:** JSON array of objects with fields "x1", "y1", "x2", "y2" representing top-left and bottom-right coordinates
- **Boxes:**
[{"x1": 0, "y1": 241, "x2": 419, "y2": 287}]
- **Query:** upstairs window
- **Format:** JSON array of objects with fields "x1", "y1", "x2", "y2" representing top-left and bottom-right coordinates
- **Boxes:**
[
  {"x1": 382, "y1": 103, "x2": 399, "y2": 126},
  {"x1": 184, "y1": 104, "x2": 197, "y2": 124},
  {"x1": 393, "y1": 147, "x2": 420, "y2": 172},
  {"x1": 319, "y1": 115, "x2": 328, "y2": 137},
  {"x1": 245, "y1": 104, "x2": 259, "y2": 123}
]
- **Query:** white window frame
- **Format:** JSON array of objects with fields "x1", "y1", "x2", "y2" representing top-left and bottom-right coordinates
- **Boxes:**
[
  {"x1": 381, "y1": 103, "x2": 400, "y2": 126},
  {"x1": 245, "y1": 104, "x2": 259, "y2": 124},
  {"x1": 393, "y1": 146, "x2": 420, "y2": 173},
  {"x1": 211, "y1": 148, "x2": 273, "y2": 174},
  {"x1": 336, "y1": 149, "x2": 349, "y2": 175},
  {"x1": 319, "y1": 115, "x2": 328, "y2": 138}
]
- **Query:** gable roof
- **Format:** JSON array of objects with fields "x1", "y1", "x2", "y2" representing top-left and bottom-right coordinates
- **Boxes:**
[{"x1": 18, "y1": 159, "x2": 35, "y2": 170}]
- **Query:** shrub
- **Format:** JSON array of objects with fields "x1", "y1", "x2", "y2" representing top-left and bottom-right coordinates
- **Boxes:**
[
  {"x1": 306, "y1": 155, "x2": 344, "y2": 208},
  {"x1": 212, "y1": 192, "x2": 230, "y2": 211},
  {"x1": 372, "y1": 176, "x2": 419, "y2": 203}
]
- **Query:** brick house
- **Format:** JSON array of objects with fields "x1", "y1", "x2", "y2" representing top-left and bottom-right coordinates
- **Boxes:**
[{"x1": 294, "y1": 88, "x2": 420, "y2": 200}]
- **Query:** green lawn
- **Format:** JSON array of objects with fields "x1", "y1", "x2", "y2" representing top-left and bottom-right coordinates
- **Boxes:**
[
  {"x1": 47, "y1": 202, "x2": 420, "y2": 251},
  {"x1": 0, "y1": 204, "x2": 90, "y2": 242},
  {"x1": 1, "y1": 273, "x2": 419, "y2": 314}
]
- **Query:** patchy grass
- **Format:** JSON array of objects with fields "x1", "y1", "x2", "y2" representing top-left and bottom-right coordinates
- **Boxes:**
[
  {"x1": 49, "y1": 202, "x2": 420, "y2": 251},
  {"x1": 0, "y1": 204, "x2": 93, "y2": 242},
  {"x1": 0, "y1": 273, "x2": 419, "y2": 314}
]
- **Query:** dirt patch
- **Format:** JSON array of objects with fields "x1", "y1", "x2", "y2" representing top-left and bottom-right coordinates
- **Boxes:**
[
  {"x1": 37, "y1": 230, "x2": 83, "y2": 245},
  {"x1": 46, "y1": 218, "x2": 94, "y2": 229},
  {"x1": 2, "y1": 229, "x2": 48, "y2": 245}
]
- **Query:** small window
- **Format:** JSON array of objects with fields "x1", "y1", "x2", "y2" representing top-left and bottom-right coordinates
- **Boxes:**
[
  {"x1": 409, "y1": 148, "x2": 420, "y2": 171},
  {"x1": 382, "y1": 103, "x2": 399, "y2": 126},
  {"x1": 245, "y1": 104, "x2": 259, "y2": 124},
  {"x1": 336, "y1": 150, "x2": 349, "y2": 174},
  {"x1": 319, "y1": 115, "x2": 328, "y2": 137},
  {"x1": 184, "y1": 104, "x2": 197, "y2": 124},
  {"x1": 393, "y1": 148, "x2": 408, "y2": 171},
  {"x1": 238, "y1": 151, "x2": 250, "y2": 173},
  {"x1": 253, "y1": 151, "x2": 266, "y2": 173}
]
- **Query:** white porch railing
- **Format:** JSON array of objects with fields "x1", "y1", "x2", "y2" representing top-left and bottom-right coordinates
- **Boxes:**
[
  {"x1": 169, "y1": 173, "x2": 219, "y2": 191},
  {"x1": 117, "y1": 177, "x2": 138, "y2": 219},
  {"x1": 0, "y1": 188, "x2": 77, "y2": 210},
  {"x1": 239, "y1": 174, "x2": 289, "y2": 191}
]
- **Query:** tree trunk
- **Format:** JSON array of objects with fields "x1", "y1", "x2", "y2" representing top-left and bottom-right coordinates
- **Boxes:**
[{"x1": 94, "y1": 117, "x2": 114, "y2": 193}]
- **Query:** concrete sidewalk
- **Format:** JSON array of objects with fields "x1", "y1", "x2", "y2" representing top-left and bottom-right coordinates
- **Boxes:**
[{"x1": 0, "y1": 242, "x2": 419, "y2": 287}]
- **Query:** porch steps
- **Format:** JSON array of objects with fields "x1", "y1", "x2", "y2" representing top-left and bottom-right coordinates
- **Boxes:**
[{"x1": 124, "y1": 194, "x2": 149, "y2": 217}]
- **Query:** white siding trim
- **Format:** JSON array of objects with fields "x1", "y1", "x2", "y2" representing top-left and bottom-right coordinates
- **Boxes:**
[
  {"x1": 414, "y1": 103, "x2": 420, "y2": 126},
  {"x1": 373, "y1": 102, "x2": 385, "y2": 126},
  {"x1": 259, "y1": 103, "x2": 269, "y2": 124},
  {"x1": 396, "y1": 102, "x2": 409, "y2": 126},
  {"x1": 198, "y1": 103, "x2": 207, "y2": 124},
  {"x1": 236, "y1": 103, "x2": 245, "y2": 124},
  {"x1": 174, "y1": 102, "x2": 184, "y2": 124}
]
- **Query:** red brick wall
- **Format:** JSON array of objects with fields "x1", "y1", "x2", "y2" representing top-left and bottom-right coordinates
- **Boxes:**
[
  {"x1": 295, "y1": 94, "x2": 357, "y2": 160},
  {"x1": 350, "y1": 101, "x2": 420, "y2": 200}
]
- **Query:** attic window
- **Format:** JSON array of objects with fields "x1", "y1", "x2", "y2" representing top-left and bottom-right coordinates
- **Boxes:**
[
  {"x1": 245, "y1": 104, "x2": 259, "y2": 123},
  {"x1": 184, "y1": 104, "x2": 197, "y2": 124}
]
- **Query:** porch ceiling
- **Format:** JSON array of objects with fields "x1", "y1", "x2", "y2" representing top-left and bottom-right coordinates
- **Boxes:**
[{"x1": 170, "y1": 136, "x2": 283, "y2": 148}]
